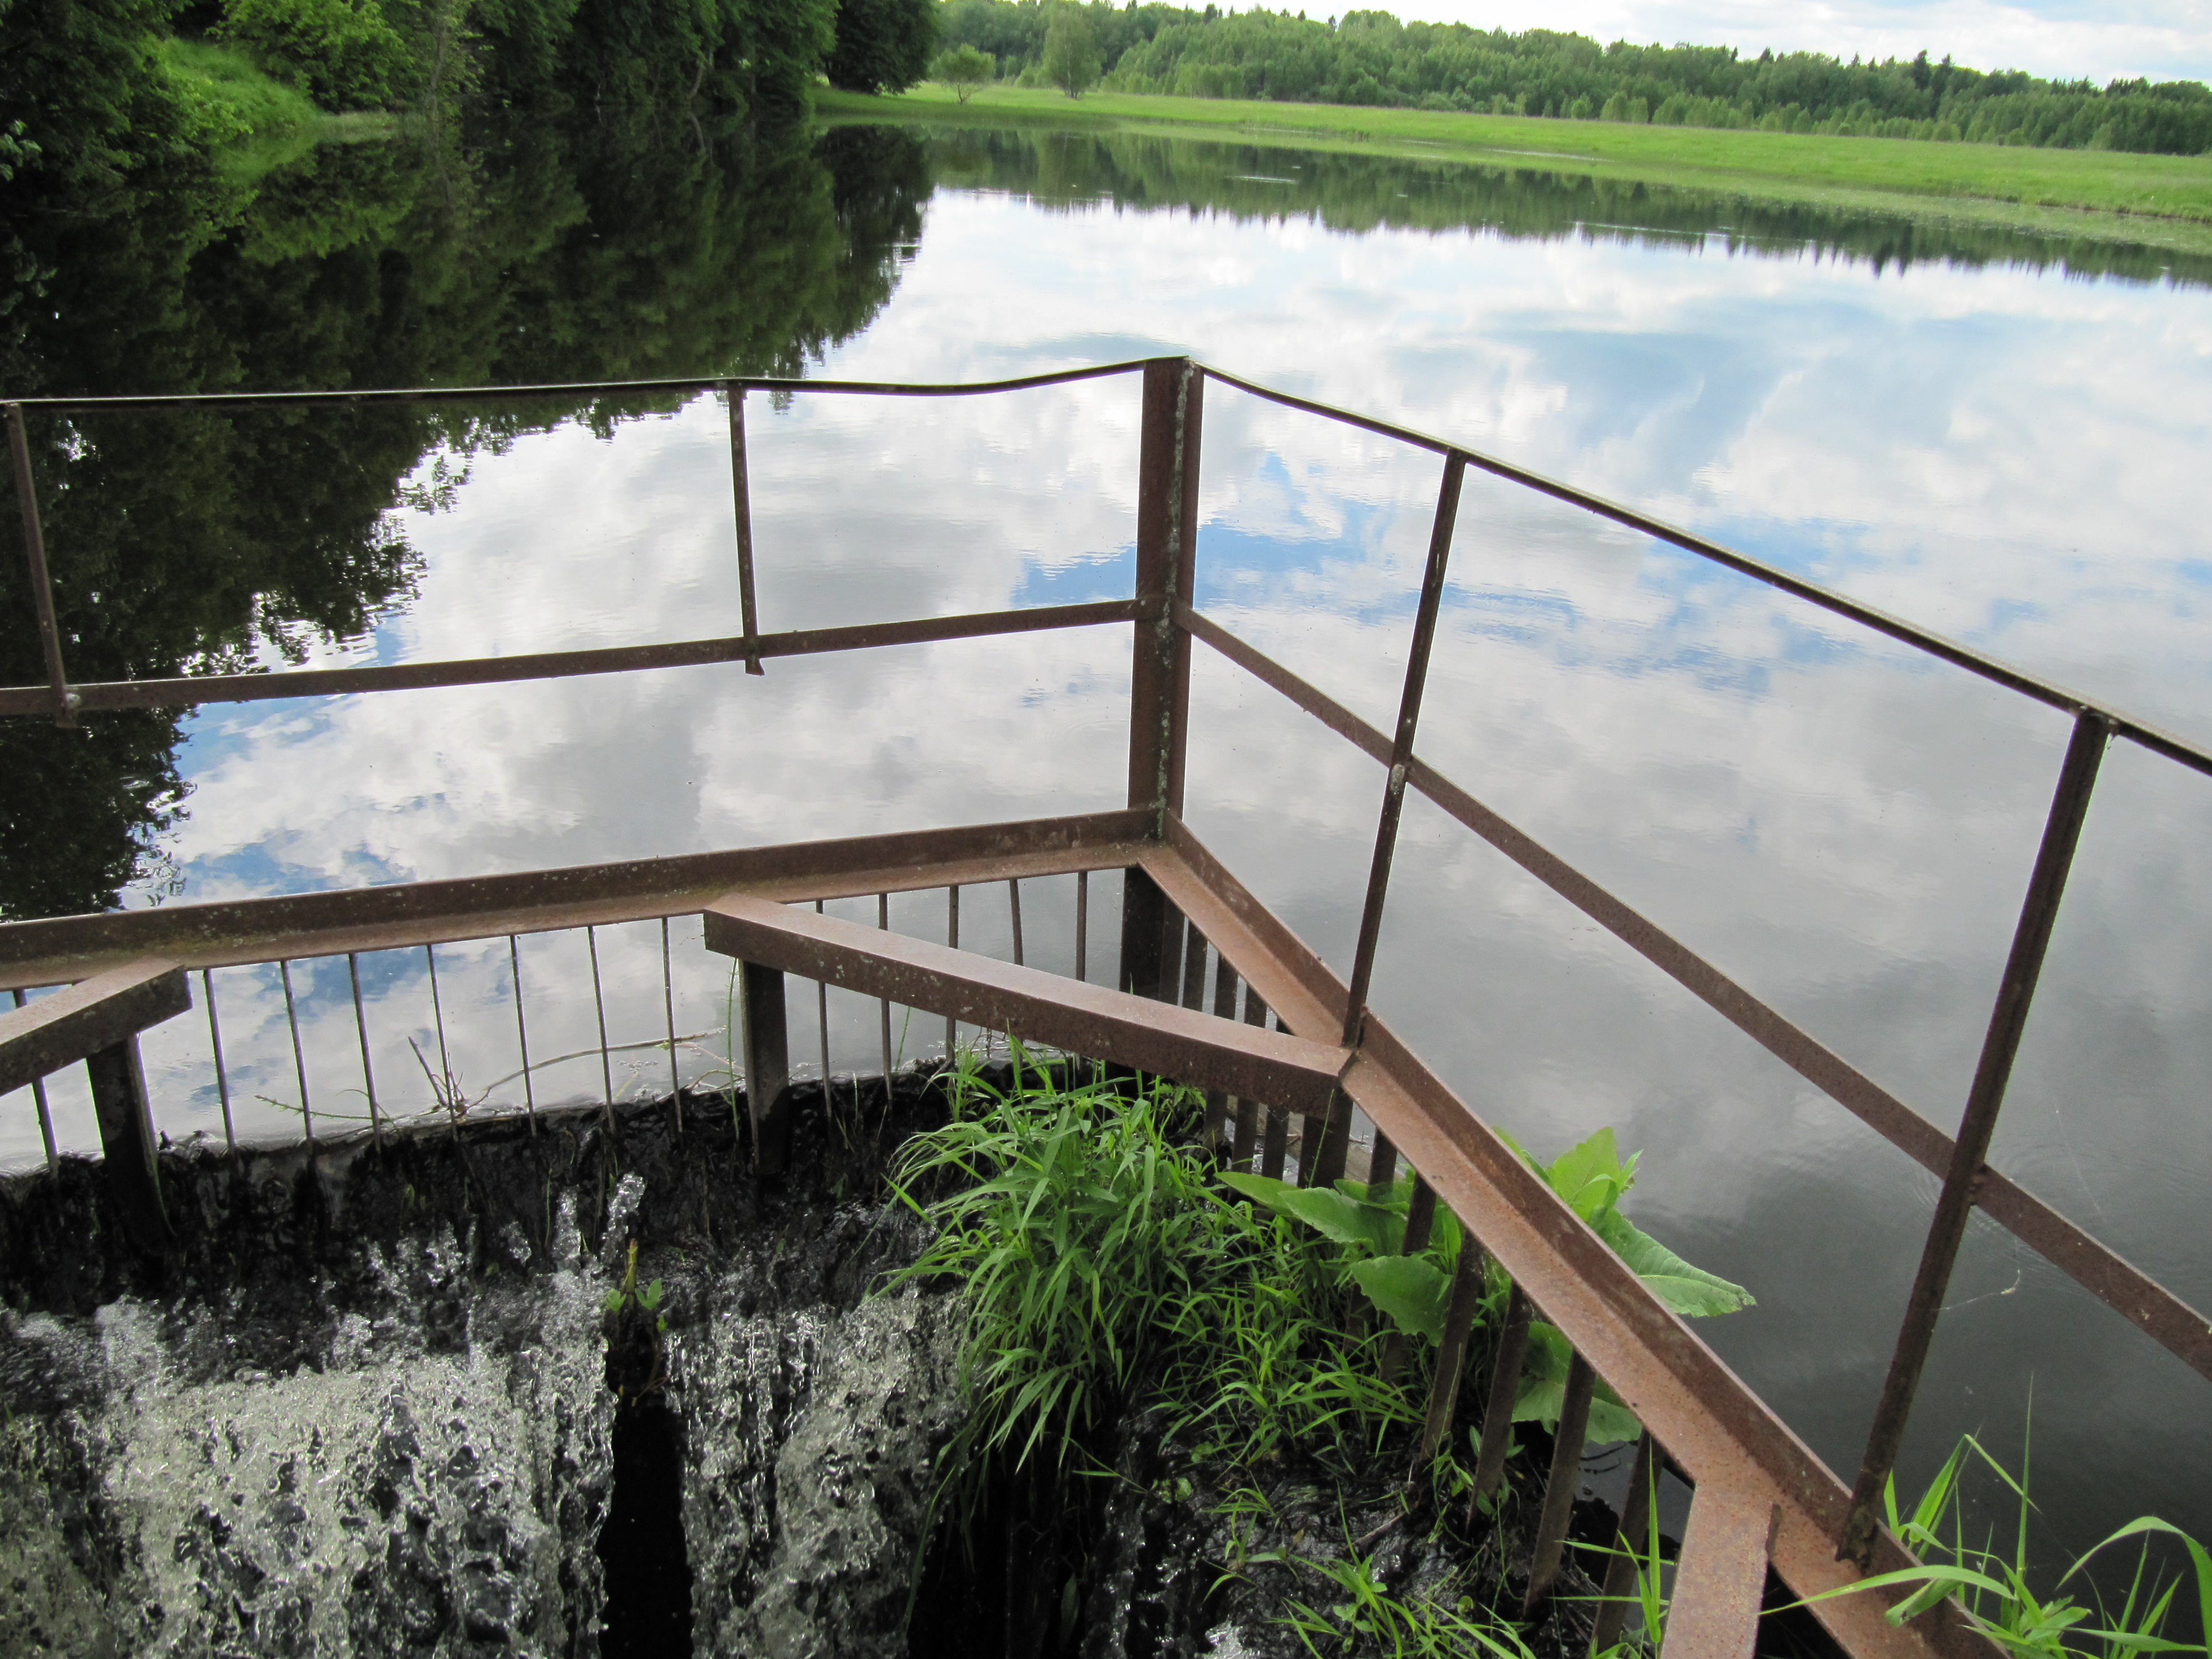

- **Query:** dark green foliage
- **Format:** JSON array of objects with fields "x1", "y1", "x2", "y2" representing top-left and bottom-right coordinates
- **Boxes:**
[
  {"x1": 0, "y1": 0, "x2": 201, "y2": 186},
  {"x1": 216, "y1": 0, "x2": 411, "y2": 108},
  {"x1": 554, "y1": 0, "x2": 834, "y2": 111},
  {"x1": 826, "y1": 0, "x2": 937, "y2": 93},
  {"x1": 10, "y1": 0, "x2": 850, "y2": 180},
  {"x1": 935, "y1": 0, "x2": 2212, "y2": 157}
]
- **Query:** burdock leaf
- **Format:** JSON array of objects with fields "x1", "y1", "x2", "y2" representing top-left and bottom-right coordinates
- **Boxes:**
[
  {"x1": 1595, "y1": 1211, "x2": 1754, "y2": 1316},
  {"x1": 1347, "y1": 1255, "x2": 1449, "y2": 1343},
  {"x1": 1220, "y1": 1172, "x2": 1395, "y2": 1255}
]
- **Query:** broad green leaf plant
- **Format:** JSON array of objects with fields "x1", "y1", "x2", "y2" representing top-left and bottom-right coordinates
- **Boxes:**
[{"x1": 1223, "y1": 1126, "x2": 1752, "y2": 1449}]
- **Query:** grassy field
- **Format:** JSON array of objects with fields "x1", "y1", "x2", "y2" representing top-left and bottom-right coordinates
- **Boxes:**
[{"x1": 818, "y1": 84, "x2": 2212, "y2": 251}]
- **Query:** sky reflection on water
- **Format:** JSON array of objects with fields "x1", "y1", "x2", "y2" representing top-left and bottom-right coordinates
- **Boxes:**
[{"x1": 13, "y1": 136, "x2": 2212, "y2": 1559}]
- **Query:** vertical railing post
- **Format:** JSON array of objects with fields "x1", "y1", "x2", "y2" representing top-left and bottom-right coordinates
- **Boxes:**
[
  {"x1": 1590, "y1": 1431, "x2": 1658, "y2": 1656},
  {"x1": 1524, "y1": 1351, "x2": 1597, "y2": 1615},
  {"x1": 347, "y1": 953, "x2": 381, "y2": 1149},
  {"x1": 1342, "y1": 452, "x2": 1467, "y2": 1048},
  {"x1": 877, "y1": 892, "x2": 894, "y2": 1079},
  {"x1": 1301, "y1": 454, "x2": 1467, "y2": 1188},
  {"x1": 723, "y1": 382, "x2": 764, "y2": 675},
  {"x1": 1418, "y1": 1225, "x2": 1489, "y2": 1462},
  {"x1": 1120, "y1": 357, "x2": 1203, "y2": 998},
  {"x1": 1838, "y1": 707, "x2": 2110, "y2": 1564},
  {"x1": 7, "y1": 403, "x2": 76, "y2": 727},
  {"x1": 738, "y1": 960, "x2": 790, "y2": 1175},
  {"x1": 86, "y1": 1036, "x2": 169, "y2": 1252},
  {"x1": 11, "y1": 988, "x2": 60, "y2": 1167},
  {"x1": 945, "y1": 884, "x2": 960, "y2": 1060},
  {"x1": 660, "y1": 917, "x2": 681, "y2": 1131},
  {"x1": 1470, "y1": 1283, "x2": 1534, "y2": 1501}
]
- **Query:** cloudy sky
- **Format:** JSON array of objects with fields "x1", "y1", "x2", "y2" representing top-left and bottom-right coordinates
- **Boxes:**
[{"x1": 1364, "y1": 0, "x2": 2212, "y2": 86}]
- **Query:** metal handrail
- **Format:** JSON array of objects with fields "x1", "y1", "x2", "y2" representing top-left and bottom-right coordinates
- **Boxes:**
[
  {"x1": 0, "y1": 357, "x2": 1153, "y2": 413},
  {"x1": 6, "y1": 359, "x2": 2207, "y2": 778},
  {"x1": 5, "y1": 354, "x2": 2205, "y2": 1628},
  {"x1": 1201, "y1": 365, "x2": 2212, "y2": 780}
]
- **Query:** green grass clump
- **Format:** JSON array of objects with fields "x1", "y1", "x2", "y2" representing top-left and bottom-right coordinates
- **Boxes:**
[
  {"x1": 885, "y1": 1056, "x2": 1751, "y2": 1517},
  {"x1": 884, "y1": 1053, "x2": 2210, "y2": 1656},
  {"x1": 1799, "y1": 1433, "x2": 2212, "y2": 1658},
  {"x1": 886, "y1": 1055, "x2": 1244, "y2": 1484}
]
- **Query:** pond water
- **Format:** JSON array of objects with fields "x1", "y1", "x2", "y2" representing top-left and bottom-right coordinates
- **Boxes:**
[{"x1": 4, "y1": 117, "x2": 2210, "y2": 1574}]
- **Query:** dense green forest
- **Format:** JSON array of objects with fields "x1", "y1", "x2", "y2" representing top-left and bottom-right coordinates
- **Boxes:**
[
  {"x1": 935, "y1": 1, "x2": 2212, "y2": 156},
  {"x1": 0, "y1": 118, "x2": 930, "y2": 917},
  {"x1": 0, "y1": 0, "x2": 938, "y2": 190}
]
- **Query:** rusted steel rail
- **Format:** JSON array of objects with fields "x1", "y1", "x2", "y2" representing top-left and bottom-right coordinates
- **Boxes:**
[
  {"x1": 0, "y1": 811, "x2": 1151, "y2": 990},
  {"x1": 0, "y1": 600, "x2": 1139, "y2": 718},
  {"x1": 1177, "y1": 606, "x2": 2212, "y2": 1389},
  {"x1": 7, "y1": 356, "x2": 2207, "y2": 1650}
]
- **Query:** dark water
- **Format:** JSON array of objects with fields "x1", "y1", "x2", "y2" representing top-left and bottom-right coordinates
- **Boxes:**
[{"x1": 6, "y1": 116, "x2": 2210, "y2": 1591}]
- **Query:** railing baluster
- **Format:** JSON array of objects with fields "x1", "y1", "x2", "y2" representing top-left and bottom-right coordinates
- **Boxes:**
[
  {"x1": 1339, "y1": 452, "x2": 1466, "y2": 1051},
  {"x1": 1661, "y1": 1483, "x2": 1777, "y2": 1659},
  {"x1": 945, "y1": 885, "x2": 959, "y2": 1060},
  {"x1": 1074, "y1": 869, "x2": 1088, "y2": 983},
  {"x1": 737, "y1": 960, "x2": 790, "y2": 1173},
  {"x1": 11, "y1": 987, "x2": 59, "y2": 1166},
  {"x1": 278, "y1": 958, "x2": 313, "y2": 1141},
  {"x1": 1418, "y1": 1224, "x2": 1489, "y2": 1461},
  {"x1": 586, "y1": 927, "x2": 613, "y2": 1124},
  {"x1": 1470, "y1": 1284, "x2": 1533, "y2": 1503},
  {"x1": 1208, "y1": 952, "x2": 1237, "y2": 1154},
  {"x1": 508, "y1": 935, "x2": 535, "y2": 1133},
  {"x1": 1244, "y1": 989, "x2": 1287, "y2": 1178},
  {"x1": 661, "y1": 917, "x2": 680, "y2": 1132},
  {"x1": 817, "y1": 900, "x2": 834, "y2": 1109},
  {"x1": 1840, "y1": 708, "x2": 2110, "y2": 1563},
  {"x1": 723, "y1": 382, "x2": 764, "y2": 675},
  {"x1": 348, "y1": 953, "x2": 380, "y2": 1148},
  {"x1": 1523, "y1": 1351, "x2": 1598, "y2": 1615},
  {"x1": 6, "y1": 403, "x2": 75, "y2": 727},
  {"x1": 1007, "y1": 877, "x2": 1024, "y2": 966},
  {"x1": 1221, "y1": 960, "x2": 1253, "y2": 1168},
  {"x1": 1368, "y1": 1130, "x2": 1399, "y2": 1200},
  {"x1": 1590, "y1": 1431, "x2": 1658, "y2": 1656},
  {"x1": 877, "y1": 893, "x2": 893, "y2": 1079}
]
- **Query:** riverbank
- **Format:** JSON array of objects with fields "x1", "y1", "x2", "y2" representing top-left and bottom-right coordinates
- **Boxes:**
[{"x1": 816, "y1": 85, "x2": 2212, "y2": 256}]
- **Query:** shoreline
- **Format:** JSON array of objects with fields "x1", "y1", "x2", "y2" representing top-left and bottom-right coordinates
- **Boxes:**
[{"x1": 815, "y1": 85, "x2": 2212, "y2": 259}]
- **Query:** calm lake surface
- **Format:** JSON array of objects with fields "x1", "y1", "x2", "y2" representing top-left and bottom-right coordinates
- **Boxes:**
[{"x1": 4, "y1": 118, "x2": 2209, "y2": 1563}]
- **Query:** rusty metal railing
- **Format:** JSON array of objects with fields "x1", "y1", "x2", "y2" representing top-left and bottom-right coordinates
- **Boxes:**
[{"x1": 7, "y1": 357, "x2": 2211, "y2": 1655}]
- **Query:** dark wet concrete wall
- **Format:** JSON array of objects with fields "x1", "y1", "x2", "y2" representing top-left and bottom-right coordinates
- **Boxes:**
[{"x1": 0, "y1": 1084, "x2": 964, "y2": 1658}]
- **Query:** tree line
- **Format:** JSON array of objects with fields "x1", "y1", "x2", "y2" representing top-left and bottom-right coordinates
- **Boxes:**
[
  {"x1": 0, "y1": 0, "x2": 940, "y2": 190},
  {"x1": 933, "y1": 1, "x2": 2212, "y2": 155}
]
